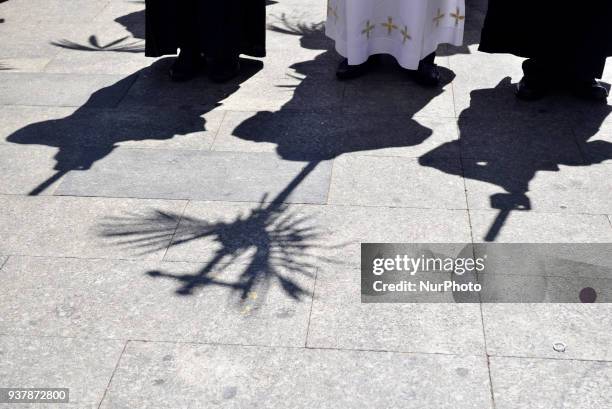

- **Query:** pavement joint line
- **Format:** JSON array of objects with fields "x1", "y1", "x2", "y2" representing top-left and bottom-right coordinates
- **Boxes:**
[
  {"x1": 303, "y1": 267, "x2": 319, "y2": 348},
  {"x1": 464, "y1": 208, "x2": 612, "y2": 218},
  {"x1": 92, "y1": 0, "x2": 114, "y2": 23},
  {"x1": 336, "y1": 153, "x2": 460, "y2": 161},
  {"x1": 121, "y1": 338, "x2": 489, "y2": 359},
  {"x1": 458, "y1": 146, "x2": 476, "y2": 244},
  {"x1": 16, "y1": 192, "x2": 192, "y2": 204},
  {"x1": 4, "y1": 332, "x2": 612, "y2": 364},
  {"x1": 6, "y1": 252, "x2": 612, "y2": 282},
  {"x1": 44, "y1": 192, "x2": 333, "y2": 206},
  {"x1": 0, "y1": 252, "x2": 168, "y2": 264},
  {"x1": 0, "y1": 105, "x2": 459, "y2": 120},
  {"x1": 0, "y1": 333, "x2": 485, "y2": 358},
  {"x1": 448, "y1": 56, "x2": 460, "y2": 119},
  {"x1": 485, "y1": 353, "x2": 612, "y2": 364},
  {"x1": 477, "y1": 272, "x2": 496, "y2": 409},
  {"x1": 97, "y1": 339, "x2": 128, "y2": 409},
  {"x1": 1, "y1": 192, "x2": 611, "y2": 218},
  {"x1": 324, "y1": 157, "x2": 336, "y2": 204},
  {"x1": 207, "y1": 109, "x2": 228, "y2": 151},
  {"x1": 0, "y1": 103, "x2": 114, "y2": 109},
  {"x1": 161, "y1": 200, "x2": 190, "y2": 262},
  {"x1": 0, "y1": 256, "x2": 9, "y2": 271},
  {"x1": 0, "y1": 144, "x2": 461, "y2": 161},
  {"x1": 0, "y1": 253, "x2": 323, "y2": 273},
  {"x1": 39, "y1": 54, "x2": 55, "y2": 73},
  {"x1": 0, "y1": 191, "x2": 467, "y2": 210},
  {"x1": 485, "y1": 353, "x2": 497, "y2": 409}
]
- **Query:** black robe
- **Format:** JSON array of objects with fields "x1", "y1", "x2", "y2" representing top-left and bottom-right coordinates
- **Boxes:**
[
  {"x1": 145, "y1": 0, "x2": 266, "y2": 58},
  {"x1": 479, "y1": 1, "x2": 611, "y2": 76}
]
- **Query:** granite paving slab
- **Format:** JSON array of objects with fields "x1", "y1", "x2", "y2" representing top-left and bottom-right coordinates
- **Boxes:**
[
  {"x1": 0, "y1": 196, "x2": 186, "y2": 259},
  {"x1": 0, "y1": 72, "x2": 136, "y2": 108},
  {"x1": 483, "y1": 304, "x2": 612, "y2": 361},
  {"x1": 100, "y1": 342, "x2": 493, "y2": 409},
  {"x1": 0, "y1": 335, "x2": 124, "y2": 409},
  {"x1": 307, "y1": 264, "x2": 486, "y2": 355},
  {"x1": 328, "y1": 155, "x2": 467, "y2": 209},
  {"x1": 55, "y1": 150, "x2": 333, "y2": 204},
  {"x1": 0, "y1": 256, "x2": 314, "y2": 346},
  {"x1": 490, "y1": 356, "x2": 612, "y2": 409},
  {"x1": 469, "y1": 210, "x2": 612, "y2": 243}
]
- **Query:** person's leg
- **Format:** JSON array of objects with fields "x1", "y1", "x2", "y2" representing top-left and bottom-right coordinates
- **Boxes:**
[
  {"x1": 566, "y1": 5, "x2": 609, "y2": 101},
  {"x1": 569, "y1": 54, "x2": 609, "y2": 101},
  {"x1": 412, "y1": 52, "x2": 440, "y2": 87},
  {"x1": 336, "y1": 56, "x2": 377, "y2": 80},
  {"x1": 515, "y1": 57, "x2": 553, "y2": 100},
  {"x1": 200, "y1": 0, "x2": 242, "y2": 83},
  {"x1": 169, "y1": 0, "x2": 203, "y2": 81},
  {"x1": 400, "y1": 52, "x2": 440, "y2": 87}
]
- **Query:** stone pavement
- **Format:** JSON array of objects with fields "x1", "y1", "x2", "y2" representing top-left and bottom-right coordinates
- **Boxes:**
[{"x1": 0, "y1": 0, "x2": 611, "y2": 408}]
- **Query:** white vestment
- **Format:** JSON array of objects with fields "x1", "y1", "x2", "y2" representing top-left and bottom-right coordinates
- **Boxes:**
[{"x1": 326, "y1": 0, "x2": 465, "y2": 69}]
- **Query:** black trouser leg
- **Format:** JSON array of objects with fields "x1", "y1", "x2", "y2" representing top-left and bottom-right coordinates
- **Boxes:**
[
  {"x1": 197, "y1": 0, "x2": 242, "y2": 61},
  {"x1": 524, "y1": 53, "x2": 607, "y2": 84},
  {"x1": 522, "y1": 58, "x2": 551, "y2": 82},
  {"x1": 177, "y1": 0, "x2": 199, "y2": 53},
  {"x1": 571, "y1": 54, "x2": 607, "y2": 81}
]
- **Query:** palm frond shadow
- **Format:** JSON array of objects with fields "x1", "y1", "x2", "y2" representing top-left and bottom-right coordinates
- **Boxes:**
[
  {"x1": 100, "y1": 163, "x2": 343, "y2": 305},
  {"x1": 51, "y1": 35, "x2": 144, "y2": 53}
]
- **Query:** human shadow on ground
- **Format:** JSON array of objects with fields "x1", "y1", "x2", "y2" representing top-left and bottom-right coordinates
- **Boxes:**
[
  {"x1": 98, "y1": 16, "x2": 457, "y2": 304},
  {"x1": 5, "y1": 57, "x2": 264, "y2": 195},
  {"x1": 420, "y1": 77, "x2": 612, "y2": 241},
  {"x1": 232, "y1": 16, "x2": 455, "y2": 161}
]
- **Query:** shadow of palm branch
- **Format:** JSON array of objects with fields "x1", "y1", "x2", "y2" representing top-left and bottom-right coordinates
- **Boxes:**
[
  {"x1": 51, "y1": 35, "x2": 144, "y2": 53},
  {"x1": 100, "y1": 162, "x2": 343, "y2": 305}
]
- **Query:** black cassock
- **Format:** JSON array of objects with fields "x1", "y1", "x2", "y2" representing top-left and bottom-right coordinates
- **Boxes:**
[
  {"x1": 479, "y1": 1, "x2": 611, "y2": 79},
  {"x1": 145, "y1": 0, "x2": 266, "y2": 59}
]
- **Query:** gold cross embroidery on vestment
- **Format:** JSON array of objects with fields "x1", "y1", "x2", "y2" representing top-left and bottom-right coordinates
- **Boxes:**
[
  {"x1": 450, "y1": 7, "x2": 465, "y2": 26},
  {"x1": 381, "y1": 16, "x2": 398, "y2": 35},
  {"x1": 362, "y1": 20, "x2": 375, "y2": 38},
  {"x1": 401, "y1": 26, "x2": 412, "y2": 44},
  {"x1": 433, "y1": 8, "x2": 445, "y2": 27}
]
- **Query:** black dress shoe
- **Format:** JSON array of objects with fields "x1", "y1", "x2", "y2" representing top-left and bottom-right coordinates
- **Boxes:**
[
  {"x1": 411, "y1": 59, "x2": 441, "y2": 87},
  {"x1": 572, "y1": 80, "x2": 609, "y2": 102},
  {"x1": 169, "y1": 49, "x2": 203, "y2": 82},
  {"x1": 208, "y1": 58, "x2": 241, "y2": 83},
  {"x1": 336, "y1": 58, "x2": 372, "y2": 80},
  {"x1": 515, "y1": 76, "x2": 547, "y2": 101}
]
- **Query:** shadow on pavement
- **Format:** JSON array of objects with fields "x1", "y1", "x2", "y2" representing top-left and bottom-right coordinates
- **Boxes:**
[
  {"x1": 98, "y1": 16, "x2": 454, "y2": 304},
  {"x1": 6, "y1": 57, "x2": 264, "y2": 195},
  {"x1": 99, "y1": 161, "x2": 335, "y2": 306},
  {"x1": 233, "y1": 15, "x2": 454, "y2": 161},
  {"x1": 5, "y1": 5, "x2": 610, "y2": 304},
  {"x1": 420, "y1": 77, "x2": 612, "y2": 241}
]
